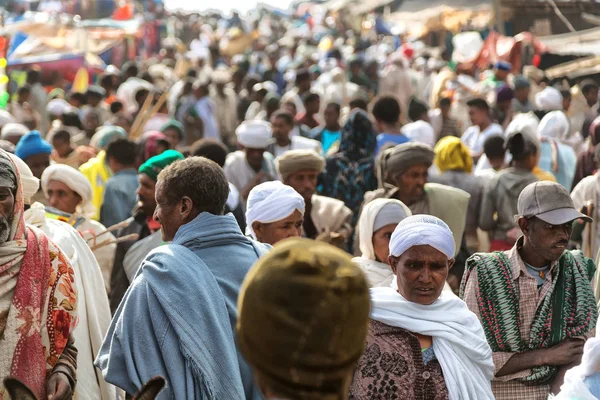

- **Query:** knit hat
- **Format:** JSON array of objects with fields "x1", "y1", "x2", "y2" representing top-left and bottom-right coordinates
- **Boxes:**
[
  {"x1": 90, "y1": 126, "x2": 127, "y2": 151},
  {"x1": 138, "y1": 149, "x2": 184, "y2": 181},
  {"x1": 237, "y1": 238, "x2": 370, "y2": 399},
  {"x1": 276, "y1": 149, "x2": 325, "y2": 181},
  {"x1": 160, "y1": 119, "x2": 185, "y2": 142},
  {"x1": 14, "y1": 131, "x2": 52, "y2": 161}
]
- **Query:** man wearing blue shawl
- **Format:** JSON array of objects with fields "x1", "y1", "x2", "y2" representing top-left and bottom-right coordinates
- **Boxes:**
[{"x1": 95, "y1": 157, "x2": 268, "y2": 399}]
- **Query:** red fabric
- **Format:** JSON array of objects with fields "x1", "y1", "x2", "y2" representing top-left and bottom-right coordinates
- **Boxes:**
[{"x1": 490, "y1": 239, "x2": 514, "y2": 252}]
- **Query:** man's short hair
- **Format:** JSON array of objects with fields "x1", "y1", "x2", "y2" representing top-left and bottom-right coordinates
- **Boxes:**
[
  {"x1": 349, "y1": 98, "x2": 368, "y2": 111},
  {"x1": 295, "y1": 69, "x2": 311, "y2": 85},
  {"x1": 560, "y1": 89, "x2": 572, "y2": 100},
  {"x1": 326, "y1": 102, "x2": 341, "y2": 114},
  {"x1": 483, "y1": 135, "x2": 506, "y2": 159},
  {"x1": 190, "y1": 139, "x2": 228, "y2": 167},
  {"x1": 158, "y1": 157, "x2": 229, "y2": 215},
  {"x1": 408, "y1": 99, "x2": 429, "y2": 122},
  {"x1": 372, "y1": 96, "x2": 401, "y2": 124},
  {"x1": 439, "y1": 97, "x2": 452, "y2": 107},
  {"x1": 106, "y1": 138, "x2": 137, "y2": 166},
  {"x1": 466, "y1": 98, "x2": 490, "y2": 111},
  {"x1": 110, "y1": 101, "x2": 124, "y2": 114},
  {"x1": 582, "y1": 80, "x2": 599, "y2": 95},
  {"x1": 302, "y1": 92, "x2": 320, "y2": 105},
  {"x1": 272, "y1": 110, "x2": 294, "y2": 126},
  {"x1": 51, "y1": 129, "x2": 71, "y2": 143},
  {"x1": 17, "y1": 85, "x2": 31, "y2": 96}
]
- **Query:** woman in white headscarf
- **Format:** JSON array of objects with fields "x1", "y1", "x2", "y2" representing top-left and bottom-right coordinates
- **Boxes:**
[
  {"x1": 537, "y1": 111, "x2": 577, "y2": 191},
  {"x1": 352, "y1": 198, "x2": 411, "y2": 287},
  {"x1": 41, "y1": 164, "x2": 116, "y2": 292},
  {"x1": 350, "y1": 215, "x2": 495, "y2": 400},
  {"x1": 14, "y1": 154, "x2": 120, "y2": 400},
  {"x1": 246, "y1": 181, "x2": 305, "y2": 246}
]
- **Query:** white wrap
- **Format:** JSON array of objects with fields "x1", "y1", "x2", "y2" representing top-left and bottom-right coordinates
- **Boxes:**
[
  {"x1": 370, "y1": 287, "x2": 495, "y2": 400},
  {"x1": 245, "y1": 181, "x2": 305, "y2": 239},
  {"x1": 41, "y1": 164, "x2": 96, "y2": 218},
  {"x1": 401, "y1": 120, "x2": 436, "y2": 147},
  {"x1": 389, "y1": 215, "x2": 455, "y2": 259},
  {"x1": 535, "y1": 87, "x2": 563, "y2": 112},
  {"x1": 236, "y1": 120, "x2": 273, "y2": 149},
  {"x1": 1, "y1": 123, "x2": 28, "y2": 140},
  {"x1": 8, "y1": 154, "x2": 39, "y2": 205},
  {"x1": 538, "y1": 110, "x2": 570, "y2": 141}
]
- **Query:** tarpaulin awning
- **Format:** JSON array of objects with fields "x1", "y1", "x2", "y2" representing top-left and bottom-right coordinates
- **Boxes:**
[
  {"x1": 538, "y1": 27, "x2": 600, "y2": 56},
  {"x1": 545, "y1": 55, "x2": 600, "y2": 80}
]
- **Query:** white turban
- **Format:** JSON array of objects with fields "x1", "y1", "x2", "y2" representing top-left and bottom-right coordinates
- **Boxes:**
[
  {"x1": 245, "y1": 181, "x2": 305, "y2": 240},
  {"x1": 41, "y1": 164, "x2": 95, "y2": 217},
  {"x1": 47, "y1": 99, "x2": 73, "y2": 116},
  {"x1": 0, "y1": 110, "x2": 15, "y2": 127},
  {"x1": 8, "y1": 154, "x2": 39, "y2": 205},
  {"x1": 401, "y1": 121, "x2": 436, "y2": 148},
  {"x1": 236, "y1": 120, "x2": 273, "y2": 149},
  {"x1": 389, "y1": 215, "x2": 455, "y2": 259},
  {"x1": 1, "y1": 123, "x2": 28, "y2": 140},
  {"x1": 535, "y1": 87, "x2": 563, "y2": 112},
  {"x1": 538, "y1": 111, "x2": 570, "y2": 141}
]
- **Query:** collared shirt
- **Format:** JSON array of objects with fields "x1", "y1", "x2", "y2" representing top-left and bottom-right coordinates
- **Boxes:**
[
  {"x1": 462, "y1": 238, "x2": 559, "y2": 400},
  {"x1": 100, "y1": 169, "x2": 139, "y2": 228}
]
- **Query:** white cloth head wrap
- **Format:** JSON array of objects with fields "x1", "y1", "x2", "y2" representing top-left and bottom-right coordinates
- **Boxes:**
[
  {"x1": 41, "y1": 164, "x2": 95, "y2": 217},
  {"x1": 1, "y1": 123, "x2": 28, "y2": 140},
  {"x1": 47, "y1": 99, "x2": 73, "y2": 116},
  {"x1": 535, "y1": 87, "x2": 563, "y2": 112},
  {"x1": 236, "y1": 120, "x2": 273, "y2": 149},
  {"x1": 401, "y1": 121, "x2": 436, "y2": 147},
  {"x1": 8, "y1": 154, "x2": 39, "y2": 205},
  {"x1": 389, "y1": 215, "x2": 455, "y2": 259},
  {"x1": 245, "y1": 181, "x2": 305, "y2": 240},
  {"x1": 538, "y1": 110, "x2": 569, "y2": 141},
  {"x1": 358, "y1": 198, "x2": 412, "y2": 261}
]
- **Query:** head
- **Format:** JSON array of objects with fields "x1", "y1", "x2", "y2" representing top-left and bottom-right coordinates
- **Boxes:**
[
  {"x1": 439, "y1": 97, "x2": 452, "y2": 118},
  {"x1": 561, "y1": 89, "x2": 572, "y2": 112},
  {"x1": 517, "y1": 181, "x2": 591, "y2": 264},
  {"x1": 407, "y1": 98, "x2": 429, "y2": 123},
  {"x1": 99, "y1": 73, "x2": 114, "y2": 93},
  {"x1": 246, "y1": 181, "x2": 305, "y2": 245},
  {"x1": 349, "y1": 98, "x2": 368, "y2": 112},
  {"x1": 467, "y1": 98, "x2": 491, "y2": 127},
  {"x1": 434, "y1": 136, "x2": 473, "y2": 173},
  {"x1": 62, "y1": 111, "x2": 82, "y2": 130},
  {"x1": 324, "y1": 102, "x2": 341, "y2": 129},
  {"x1": 349, "y1": 58, "x2": 362, "y2": 75},
  {"x1": 26, "y1": 69, "x2": 41, "y2": 85},
  {"x1": 388, "y1": 215, "x2": 455, "y2": 305},
  {"x1": 582, "y1": 80, "x2": 599, "y2": 108},
  {"x1": 496, "y1": 87, "x2": 515, "y2": 112},
  {"x1": 137, "y1": 149, "x2": 185, "y2": 217},
  {"x1": 154, "y1": 157, "x2": 229, "y2": 241},
  {"x1": 124, "y1": 62, "x2": 139, "y2": 80},
  {"x1": 1, "y1": 123, "x2": 28, "y2": 147},
  {"x1": 190, "y1": 139, "x2": 228, "y2": 167},
  {"x1": 41, "y1": 164, "x2": 92, "y2": 215},
  {"x1": 264, "y1": 94, "x2": 281, "y2": 118},
  {"x1": 295, "y1": 69, "x2": 311, "y2": 92},
  {"x1": 302, "y1": 92, "x2": 321, "y2": 116},
  {"x1": 14, "y1": 131, "x2": 52, "y2": 179},
  {"x1": 85, "y1": 88, "x2": 104, "y2": 107},
  {"x1": 67, "y1": 92, "x2": 85, "y2": 108},
  {"x1": 514, "y1": 77, "x2": 531, "y2": 103},
  {"x1": 494, "y1": 62, "x2": 511, "y2": 82},
  {"x1": 106, "y1": 138, "x2": 137, "y2": 173},
  {"x1": 271, "y1": 111, "x2": 294, "y2": 145},
  {"x1": 134, "y1": 88, "x2": 150, "y2": 108},
  {"x1": 110, "y1": 101, "x2": 124, "y2": 115},
  {"x1": 483, "y1": 134, "x2": 506, "y2": 171},
  {"x1": 237, "y1": 238, "x2": 370, "y2": 400},
  {"x1": 161, "y1": 120, "x2": 185, "y2": 148},
  {"x1": 277, "y1": 150, "x2": 325, "y2": 203},
  {"x1": 372, "y1": 96, "x2": 401, "y2": 132},
  {"x1": 16, "y1": 85, "x2": 31, "y2": 103},
  {"x1": 51, "y1": 130, "x2": 73, "y2": 158},
  {"x1": 0, "y1": 153, "x2": 18, "y2": 244},
  {"x1": 83, "y1": 110, "x2": 101, "y2": 136},
  {"x1": 506, "y1": 131, "x2": 539, "y2": 170},
  {"x1": 282, "y1": 101, "x2": 297, "y2": 116},
  {"x1": 381, "y1": 143, "x2": 434, "y2": 205}
]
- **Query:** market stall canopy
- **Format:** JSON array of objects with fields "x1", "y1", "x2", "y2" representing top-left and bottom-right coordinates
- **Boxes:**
[
  {"x1": 351, "y1": 0, "x2": 489, "y2": 18},
  {"x1": 538, "y1": 27, "x2": 600, "y2": 56},
  {"x1": 545, "y1": 55, "x2": 600, "y2": 80}
]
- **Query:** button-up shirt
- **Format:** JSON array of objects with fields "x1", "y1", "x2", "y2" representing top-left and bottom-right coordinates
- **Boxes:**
[{"x1": 462, "y1": 238, "x2": 559, "y2": 400}]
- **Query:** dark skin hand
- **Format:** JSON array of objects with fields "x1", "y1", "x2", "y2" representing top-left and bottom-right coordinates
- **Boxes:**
[{"x1": 46, "y1": 372, "x2": 72, "y2": 400}]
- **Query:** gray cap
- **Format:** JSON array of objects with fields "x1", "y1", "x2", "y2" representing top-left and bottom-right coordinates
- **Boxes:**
[{"x1": 517, "y1": 181, "x2": 592, "y2": 225}]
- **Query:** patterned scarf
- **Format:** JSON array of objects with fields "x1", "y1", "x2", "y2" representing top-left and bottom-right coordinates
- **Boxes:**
[
  {"x1": 0, "y1": 150, "x2": 77, "y2": 399},
  {"x1": 460, "y1": 250, "x2": 598, "y2": 385}
]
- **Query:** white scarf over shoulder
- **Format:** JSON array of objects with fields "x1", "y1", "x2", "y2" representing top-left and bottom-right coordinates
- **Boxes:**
[{"x1": 370, "y1": 287, "x2": 495, "y2": 400}]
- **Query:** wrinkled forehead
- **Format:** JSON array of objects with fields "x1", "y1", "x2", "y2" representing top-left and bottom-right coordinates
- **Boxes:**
[{"x1": 0, "y1": 152, "x2": 16, "y2": 191}]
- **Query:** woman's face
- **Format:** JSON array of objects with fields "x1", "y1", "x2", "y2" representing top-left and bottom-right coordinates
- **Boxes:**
[
  {"x1": 252, "y1": 209, "x2": 303, "y2": 246},
  {"x1": 389, "y1": 245, "x2": 453, "y2": 305},
  {"x1": 372, "y1": 223, "x2": 397, "y2": 263}
]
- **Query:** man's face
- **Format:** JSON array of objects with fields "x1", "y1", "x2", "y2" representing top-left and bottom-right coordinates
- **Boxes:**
[
  {"x1": 52, "y1": 138, "x2": 71, "y2": 158},
  {"x1": 495, "y1": 69, "x2": 509, "y2": 81},
  {"x1": 25, "y1": 154, "x2": 50, "y2": 179},
  {"x1": 245, "y1": 148, "x2": 265, "y2": 171},
  {"x1": 137, "y1": 174, "x2": 157, "y2": 217},
  {"x1": 515, "y1": 87, "x2": 530, "y2": 102},
  {"x1": 164, "y1": 128, "x2": 181, "y2": 148},
  {"x1": 153, "y1": 180, "x2": 185, "y2": 242},
  {"x1": 307, "y1": 99, "x2": 320, "y2": 115},
  {"x1": 324, "y1": 106, "x2": 340, "y2": 127},
  {"x1": 520, "y1": 217, "x2": 572, "y2": 263},
  {"x1": 468, "y1": 106, "x2": 486, "y2": 126},
  {"x1": 497, "y1": 100, "x2": 511, "y2": 113},
  {"x1": 397, "y1": 164, "x2": 428, "y2": 203},
  {"x1": 584, "y1": 89, "x2": 599, "y2": 107},
  {"x1": 0, "y1": 187, "x2": 14, "y2": 244},
  {"x1": 390, "y1": 245, "x2": 453, "y2": 305},
  {"x1": 87, "y1": 95, "x2": 102, "y2": 108},
  {"x1": 47, "y1": 180, "x2": 81, "y2": 214},
  {"x1": 285, "y1": 170, "x2": 318, "y2": 203},
  {"x1": 252, "y1": 209, "x2": 303, "y2": 246},
  {"x1": 563, "y1": 96, "x2": 572, "y2": 112},
  {"x1": 84, "y1": 113, "x2": 100, "y2": 134},
  {"x1": 271, "y1": 117, "x2": 292, "y2": 143},
  {"x1": 18, "y1": 91, "x2": 30, "y2": 103}
]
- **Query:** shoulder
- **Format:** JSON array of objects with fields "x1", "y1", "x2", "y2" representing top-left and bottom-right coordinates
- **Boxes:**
[
  {"x1": 425, "y1": 182, "x2": 471, "y2": 200},
  {"x1": 224, "y1": 151, "x2": 244, "y2": 165}
]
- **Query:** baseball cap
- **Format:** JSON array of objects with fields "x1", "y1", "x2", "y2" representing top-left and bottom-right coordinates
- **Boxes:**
[{"x1": 517, "y1": 181, "x2": 592, "y2": 225}]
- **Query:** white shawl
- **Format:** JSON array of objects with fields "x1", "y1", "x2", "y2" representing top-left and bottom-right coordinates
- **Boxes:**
[
  {"x1": 370, "y1": 287, "x2": 495, "y2": 400},
  {"x1": 351, "y1": 257, "x2": 394, "y2": 288},
  {"x1": 25, "y1": 203, "x2": 119, "y2": 400}
]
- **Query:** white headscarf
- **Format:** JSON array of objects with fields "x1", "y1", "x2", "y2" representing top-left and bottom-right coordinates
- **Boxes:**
[
  {"x1": 1, "y1": 123, "x2": 28, "y2": 140},
  {"x1": 41, "y1": 164, "x2": 95, "y2": 218},
  {"x1": 535, "y1": 87, "x2": 563, "y2": 112},
  {"x1": 245, "y1": 181, "x2": 305, "y2": 240},
  {"x1": 236, "y1": 120, "x2": 273, "y2": 149},
  {"x1": 389, "y1": 214, "x2": 455, "y2": 259},
  {"x1": 538, "y1": 111, "x2": 570, "y2": 141},
  {"x1": 401, "y1": 121, "x2": 436, "y2": 147},
  {"x1": 8, "y1": 154, "x2": 39, "y2": 205}
]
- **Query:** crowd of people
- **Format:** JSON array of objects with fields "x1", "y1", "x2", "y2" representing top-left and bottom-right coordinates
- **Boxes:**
[{"x1": 2, "y1": 9, "x2": 600, "y2": 400}]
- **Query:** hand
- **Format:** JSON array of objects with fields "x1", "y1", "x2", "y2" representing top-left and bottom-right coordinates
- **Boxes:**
[
  {"x1": 544, "y1": 338, "x2": 585, "y2": 366},
  {"x1": 46, "y1": 372, "x2": 72, "y2": 400}
]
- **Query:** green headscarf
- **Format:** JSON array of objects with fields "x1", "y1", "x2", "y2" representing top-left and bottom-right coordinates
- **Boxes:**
[
  {"x1": 160, "y1": 119, "x2": 186, "y2": 142},
  {"x1": 138, "y1": 149, "x2": 184, "y2": 181}
]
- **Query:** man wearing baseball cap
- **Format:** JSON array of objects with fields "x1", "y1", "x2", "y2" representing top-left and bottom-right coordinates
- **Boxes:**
[{"x1": 461, "y1": 181, "x2": 598, "y2": 400}]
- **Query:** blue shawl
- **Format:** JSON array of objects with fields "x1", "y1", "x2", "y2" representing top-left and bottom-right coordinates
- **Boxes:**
[{"x1": 95, "y1": 213, "x2": 269, "y2": 399}]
